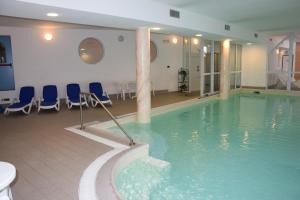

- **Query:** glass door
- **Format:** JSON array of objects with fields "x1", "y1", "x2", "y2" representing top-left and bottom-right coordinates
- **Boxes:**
[{"x1": 201, "y1": 40, "x2": 221, "y2": 96}]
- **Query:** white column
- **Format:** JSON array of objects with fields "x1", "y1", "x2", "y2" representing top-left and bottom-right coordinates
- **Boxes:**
[
  {"x1": 220, "y1": 39, "x2": 231, "y2": 99},
  {"x1": 136, "y1": 27, "x2": 151, "y2": 123},
  {"x1": 287, "y1": 33, "x2": 295, "y2": 91},
  {"x1": 200, "y1": 39, "x2": 205, "y2": 97},
  {"x1": 210, "y1": 40, "x2": 215, "y2": 93}
]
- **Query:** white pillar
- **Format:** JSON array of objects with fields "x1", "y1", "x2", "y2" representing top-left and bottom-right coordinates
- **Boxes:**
[
  {"x1": 200, "y1": 39, "x2": 205, "y2": 97},
  {"x1": 220, "y1": 39, "x2": 231, "y2": 99},
  {"x1": 136, "y1": 27, "x2": 151, "y2": 123},
  {"x1": 210, "y1": 40, "x2": 215, "y2": 93},
  {"x1": 287, "y1": 33, "x2": 295, "y2": 91}
]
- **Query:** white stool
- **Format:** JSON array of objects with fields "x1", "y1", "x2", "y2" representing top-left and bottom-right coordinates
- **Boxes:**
[{"x1": 0, "y1": 162, "x2": 16, "y2": 200}]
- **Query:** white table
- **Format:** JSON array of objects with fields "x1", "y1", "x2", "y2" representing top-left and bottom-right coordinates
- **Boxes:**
[{"x1": 0, "y1": 162, "x2": 16, "y2": 200}]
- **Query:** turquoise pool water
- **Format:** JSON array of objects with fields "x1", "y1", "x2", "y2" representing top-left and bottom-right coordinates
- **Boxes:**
[{"x1": 113, "y1": 94, "x2": 300, "y2": 200}]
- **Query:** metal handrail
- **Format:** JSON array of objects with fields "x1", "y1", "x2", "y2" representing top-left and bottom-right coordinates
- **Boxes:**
[{"x1": 79, "y1": 92, "x2": 135, "y2": 146}]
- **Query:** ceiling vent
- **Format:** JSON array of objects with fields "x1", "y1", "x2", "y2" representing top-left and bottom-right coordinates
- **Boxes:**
[
  {"x1": 170, "y1": 9, "x2": 180, "y2": 19},
  {"x1": 254, "y1": 33, "x2": 259, "y2": 38},
  {"x1": 225, "y1": 24, "x2": 230, "y2": 31}
]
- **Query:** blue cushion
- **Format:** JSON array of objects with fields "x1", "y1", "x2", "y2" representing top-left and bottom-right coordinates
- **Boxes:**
[
  {"x1": 43, "y1": 85, "x2": 58, "y2": 102},
  {"x1": 0, "y1": 106, "x2": 4, "y2": 113},
  {"x1": 89, "y1": 82, "x2": 103, "y2": 98},
  {"x1": 69, "y1": 97, "x2": 86, "y2": 103},
  {"x1": 8, "y1": 101, "x2": 30, "y2": 109},
  {"x1": 99, "y1": 96, "x2": 109, "y2": 101},
  {"x1": 67, "y1": 84, "x2": 80, "y2": 100},
  {"x1": 19, "y1": 86, "x2": 34, "y2": 104},
  {"x1": 40, "y1": 101, "x2": 57, "y2": 106}
]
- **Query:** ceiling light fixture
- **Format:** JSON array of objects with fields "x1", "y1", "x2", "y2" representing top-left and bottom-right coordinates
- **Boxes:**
[
  {"x1": 151, "y1": 27, "x2": 161, "y2": 31},
  {"x1": 247, "y1": 42, "x2": 253, "y2": 45},
  {"x1": 195, "y1": 34, "x2": 202, "y2": 37},
  {"x1": 47, "y1": 12, "x2": 59, "y2": 17}
]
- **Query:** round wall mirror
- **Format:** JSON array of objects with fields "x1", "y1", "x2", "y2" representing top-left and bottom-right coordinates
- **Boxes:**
[
  {"x1": 78, "y1": 38, "x2": 104, "y2": 64},
  {"x1": 150, "y1": 41, "x2": 158, "y2": 62}
]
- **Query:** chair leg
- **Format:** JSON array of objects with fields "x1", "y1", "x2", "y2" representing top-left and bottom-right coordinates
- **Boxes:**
[
  {"x1": 56, "y1": 103, "x2": 60, "y2": 111},
  {"x1": 91, "y1": 99, "x2": 96, "y2": 108}
]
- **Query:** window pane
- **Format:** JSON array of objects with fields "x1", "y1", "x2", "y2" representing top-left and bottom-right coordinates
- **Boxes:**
[
  {"x1": 229, "y1": 44, "x2": 236, "y2": 72},
  {"x1": 236, "y1": 72, "x2": 241, "y2": 88},
  {"x1": 230, "y1": 73, "x2": 236, "y2": 89},
  {"x1": 0, "y1": 36, "x2": 15, "y2": 91},
  {"x1": 204, "y1": 53, "x2": 211, "y2": 73},
  {"x1": 214, "y1": 41, "x2": 221, "y2": 73},
  {"x1": 236, "y1": 44, "x2": 242, "y2": 71},
  {"x1": 204, "y1": 74, "x2": 211, "y2": 93},
  {"x1": 214, "y1": 74, "x2": 220, "y2": 92},
  {"x1": 204, "y1": 40, "x2": 211, "y2": 73},
  {"x1": 267, "y1": 73, "x2": 287, "y2": 90}
]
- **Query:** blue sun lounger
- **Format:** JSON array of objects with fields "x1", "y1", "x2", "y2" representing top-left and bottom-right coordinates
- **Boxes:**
[
  {"x1": 5, "y1": 86, "x2": 35, "y2": 115},
  {"x1": 38, "y1": 85, "x2": 60, "y2": 112},
  {"x1": 89, "y1": 82, "x2": 112, "y2": 107},
  {"x1": 66, "y1": 83, "x2": 88, "y2": 109}
]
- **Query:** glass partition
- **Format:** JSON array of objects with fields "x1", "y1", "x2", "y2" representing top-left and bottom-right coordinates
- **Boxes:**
[{"x1": 229, "y1": 43, "x2": 242, "y2": 90}]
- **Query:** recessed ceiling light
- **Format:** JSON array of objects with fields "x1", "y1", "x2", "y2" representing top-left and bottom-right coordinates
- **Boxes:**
[
  {"x1": 195, "y1": 34, "x2": 202, "y2": 37},
  {"x1": 247, "y1": 42, "x2": 253, "y2": 45},
  {"x1": 151, "y1": 27, "x2": 161, "y2": 31},
  {"x1": 47, "y1": 12, "x2": 59, "y2": 17}
]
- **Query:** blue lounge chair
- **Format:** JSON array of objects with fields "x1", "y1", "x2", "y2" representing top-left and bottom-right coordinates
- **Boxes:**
[
  {"x1": 5, "y1": 86, "x2": 35, "y2": 115},
  {"x1": 66, "y1": 83, "x2": 88, "y2": 109},
  {"x1": 38, "y1": 85, "x2": 60, "y2": 112},
  {"x1": 89, "y1": 82, "x2": 112, "y2": 107}
]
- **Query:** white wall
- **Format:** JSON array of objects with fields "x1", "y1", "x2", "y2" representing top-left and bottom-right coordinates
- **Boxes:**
[
  {"x1": 241, "y1": 44, "x2": 268, "y2": 88},
  {"x1": 0, "y1": 26, "x2": 182, "y2": 99}
]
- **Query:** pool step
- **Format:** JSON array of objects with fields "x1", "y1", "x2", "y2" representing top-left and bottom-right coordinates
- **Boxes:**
[{"x1": 142, "y1": 156, "x2": 170, "y2": 169}]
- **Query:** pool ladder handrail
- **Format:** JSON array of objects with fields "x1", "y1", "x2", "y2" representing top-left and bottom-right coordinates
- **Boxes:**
[{"x1": 79, "y1": 92, "x2": 135, "y2": 146}]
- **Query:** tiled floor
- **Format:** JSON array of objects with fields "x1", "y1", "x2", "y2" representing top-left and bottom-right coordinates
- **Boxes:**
[{"x1": 0, "y1": 92, "x2": 198, "y2": 200}]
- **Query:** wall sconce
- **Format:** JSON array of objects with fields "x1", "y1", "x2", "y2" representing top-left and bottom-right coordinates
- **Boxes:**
[
  {"x1": 44, "y1": 33, "x2": 53, "y2": 41},
  {"x1": 193, "y1": 38, "x2": 199, "y2": 45},
  {"x1": 276, "y1": 49, "x2": 280, "y2": 55},
  {"x1": 172, "y1": 37, "x2": 178, "y2": 44}
]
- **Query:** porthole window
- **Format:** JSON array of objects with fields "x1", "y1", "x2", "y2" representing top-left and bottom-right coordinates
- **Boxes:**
[
  {"x1": 150, "y1": 41, "x2": 158, "y2": 62},
  {"x1": 78, "y1": 37, "x2": 104, "y2": 64}
]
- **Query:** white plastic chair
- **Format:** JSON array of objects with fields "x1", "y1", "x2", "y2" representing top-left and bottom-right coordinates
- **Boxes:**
[
  {"x1": 126, "y1": 82, "x2": 136, "y2": 99},
  {"x1": 0, "y1": 162, "x2": 16, "y2": 200}
]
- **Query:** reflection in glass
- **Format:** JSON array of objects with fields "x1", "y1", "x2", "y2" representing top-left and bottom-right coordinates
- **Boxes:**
[{"x1": 79, "y1": 37, "x2": 104, "y2": 64}]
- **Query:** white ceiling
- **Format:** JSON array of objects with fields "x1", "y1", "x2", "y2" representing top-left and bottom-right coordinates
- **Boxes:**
[{"x1": 153, "y1": 0, "x2": 300, "y2": 33}]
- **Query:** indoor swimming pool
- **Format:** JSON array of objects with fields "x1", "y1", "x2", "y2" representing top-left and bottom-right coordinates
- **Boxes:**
[{"x1": 111, "y1": 93, "x2": 300, "y2": 200}]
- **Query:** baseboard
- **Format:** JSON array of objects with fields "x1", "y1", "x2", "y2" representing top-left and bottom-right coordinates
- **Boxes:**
[{"x1": 241, "y1": 86, "x2": 266, "y2": 90}]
